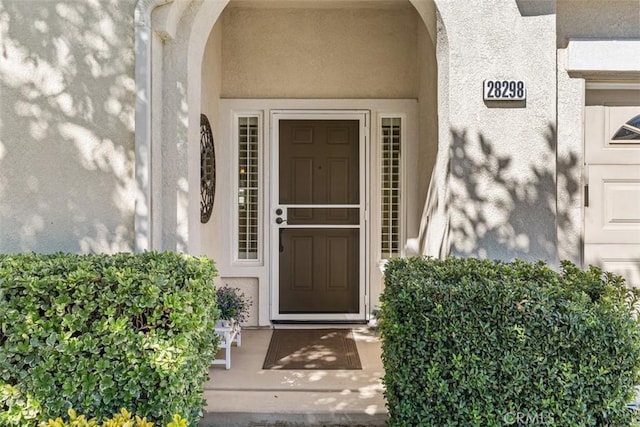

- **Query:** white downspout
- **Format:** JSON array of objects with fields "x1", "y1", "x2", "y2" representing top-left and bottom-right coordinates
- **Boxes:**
[{"x1": 134, "y1": 0, "x2": 173, "y2": 252}]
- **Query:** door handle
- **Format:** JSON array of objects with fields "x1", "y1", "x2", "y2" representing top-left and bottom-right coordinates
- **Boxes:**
[{"x1": 275, "y1": 217, "x2": 286, "y2": 224}]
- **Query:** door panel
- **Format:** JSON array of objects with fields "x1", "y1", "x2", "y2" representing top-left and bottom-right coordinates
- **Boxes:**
[
  {"x1": 289, "y1": 234, "x2": 313, "y2": 290},
  {"x1": 279, "y1": 228, "x2": 359, "y2": 313},
  {"x1": 585, "y1": 105, "x2": 640, "y2": 287},
  {"x1": 291, "y1": 158, "x2": 314, "y2": 203},
  {"x1": 276, "y1": 119, "x2": 362, "y2": 316},
  {"x1": 279, "y1": 120, "x2": 359, "y2": 205},
  {"x1": 585, "y1": 165, "x2": 640, "y2": 244},
  {"x1": 584, "y1": 245, "x2": 640, "y2": 288}
]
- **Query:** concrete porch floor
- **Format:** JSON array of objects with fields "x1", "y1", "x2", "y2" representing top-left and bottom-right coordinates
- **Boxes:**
[{"x1": 200, "y1": 327, "x2": 388, "y2": 427}]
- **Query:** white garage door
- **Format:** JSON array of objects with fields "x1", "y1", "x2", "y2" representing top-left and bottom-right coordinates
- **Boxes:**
[{"x1": 584, "y1": 105, "x2": 640, "y2": 287}]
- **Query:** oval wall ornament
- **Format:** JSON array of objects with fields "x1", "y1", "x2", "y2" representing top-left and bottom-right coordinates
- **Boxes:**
[{"x1": 200, "y1": 114, "x2": 216, "y2": 223}]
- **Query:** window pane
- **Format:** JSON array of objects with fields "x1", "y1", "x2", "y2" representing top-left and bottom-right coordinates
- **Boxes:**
[
  {"x1": 381, "y1": 117, "x2": 401, "y2": 259},
  {"x1": 613, "y1": 126, "x2": 640, "y2": 141},
  {"x1": 238, "y1": 116, "x2": 259, "y2": 260},
  {"x1": 612, "y1": 115, "x2": 640, "y2": 141},
  {"x1": 627, "y1": 115, "x2": 640, "y2": 129}
]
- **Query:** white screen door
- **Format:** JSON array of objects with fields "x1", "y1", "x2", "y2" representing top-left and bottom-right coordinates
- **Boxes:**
[{"x1": 270, "y1": 111, "x2": 368, "y2": 321}]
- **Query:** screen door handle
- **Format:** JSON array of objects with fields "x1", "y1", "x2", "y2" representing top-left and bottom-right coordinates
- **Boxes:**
[{"x1": 279, "y1": 228, "x2": 284, "y2": 253}]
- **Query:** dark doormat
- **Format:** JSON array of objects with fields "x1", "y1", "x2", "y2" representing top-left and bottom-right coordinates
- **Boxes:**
[{"x1": 262, "y1": 329, "x2": 362, "y2": 370}]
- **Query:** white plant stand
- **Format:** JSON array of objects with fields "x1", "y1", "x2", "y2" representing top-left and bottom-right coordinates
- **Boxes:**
[{"x1": 212, "y1": 320, "x2": 241, "y2": 369}]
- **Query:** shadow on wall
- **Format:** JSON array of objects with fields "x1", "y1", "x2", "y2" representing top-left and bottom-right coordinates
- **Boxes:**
[
  {"x1": 419, "y1": 124, "x2": 580, "y2": 266},
  {"x1": 0, "y1": 1, "x2": 136, "y2": 253}
]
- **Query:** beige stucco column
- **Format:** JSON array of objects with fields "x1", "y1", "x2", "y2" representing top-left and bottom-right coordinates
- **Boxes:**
[
  {"x1": 135, "y1": 0, "x2": 173, "y2": 252},
  {"x1": 137, "y1": 0, "x2": 228, "y2": 253},
  {"x1": 428, "y1": 0, "x2": 558, "y2": 265},
  {"x1": 556, "y1": 47, "x2": 584, "y2": 266}
]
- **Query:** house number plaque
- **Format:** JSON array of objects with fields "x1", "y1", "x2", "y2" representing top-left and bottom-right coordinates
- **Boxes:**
[{"x1": 483, "y1": 79, "x2": 526, "y2": 101}]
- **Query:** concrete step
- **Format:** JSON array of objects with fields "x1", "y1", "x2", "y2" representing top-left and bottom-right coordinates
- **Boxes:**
[
  {"x1": 200, "y1": 328, "x2": 388, "y2": 427},
  {"x1": 200, "y1": 389, "x2": 387, "y2": 426}
]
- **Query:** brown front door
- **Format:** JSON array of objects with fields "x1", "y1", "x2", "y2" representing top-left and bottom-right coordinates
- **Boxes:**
[{"x1": 275, "y1": 119, "x2": 362, "y2": 317}]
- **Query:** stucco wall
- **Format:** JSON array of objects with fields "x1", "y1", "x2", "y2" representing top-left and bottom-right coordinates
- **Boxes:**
[
  {"x1": 557, "y1": 0, "x2": 640, "y2": 48},
  {"x1": 0, "y1": 0, "x2": 137, "y2": 253},
  {"x1": 201, "y1": 20, "x2": 223, "y2": 259},
  {"x1": 220, "y1": 3, "x2": 419, "y2": 99},
  {"x1": 435, "y1": 0, "x2": 558, "y2": 264},
  {"x1": 415, "y1": 17, "x2": 438, "y2": 247},
  {"x1": 556, "y1": 47, "x2": 584, "y2": 266}
]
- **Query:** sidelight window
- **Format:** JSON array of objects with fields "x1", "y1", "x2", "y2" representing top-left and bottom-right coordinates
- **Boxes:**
[
  {"x1": 380, "y1": 117, "x2": 402, "y2": 259},
  {"x1": 236, "y1": 115, "x2": 260, "y2": 261}
]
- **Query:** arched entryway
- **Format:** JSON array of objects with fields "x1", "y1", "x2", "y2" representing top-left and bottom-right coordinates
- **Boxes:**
[{"x1": 135, "y1": 0, "x2": 445, "y2": 325}]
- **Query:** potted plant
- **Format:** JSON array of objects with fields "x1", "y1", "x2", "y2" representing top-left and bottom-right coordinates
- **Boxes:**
[{"x1": 215, "y1": 284, "x2": 252, "y2": 327}]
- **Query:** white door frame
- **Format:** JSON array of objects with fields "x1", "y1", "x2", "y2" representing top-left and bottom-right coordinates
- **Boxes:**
[{"x1": 270, "y1": 110, "x2": 370, "y2": 321}]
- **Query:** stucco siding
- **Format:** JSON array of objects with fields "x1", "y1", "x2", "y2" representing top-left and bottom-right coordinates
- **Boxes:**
[
  {"x1": 557, "y1": 0, "x2": 640, "y2": 48},
  {"x1": 201, "y1": 19, "x2": 223, "y2": 259},
  {"x1": 435, "y1": 0, "x2": 558, "y2": 264},
  {"x1": 220, "y1": 4, "x2": 419, "y2": 99},
  {"x1": 556, "y1": 47, "x2": 584, "y2": 266},
  {"x1": 0, "y1": 0, "x2": 137, "y2": 253},
  {"x1": 415, "y1": 18, "x2": 438, "y2": 247}
]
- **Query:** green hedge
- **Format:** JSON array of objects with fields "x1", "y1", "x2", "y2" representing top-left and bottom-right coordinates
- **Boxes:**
[
  {"x1": 380, "y1": 257, "x2": 640, "y2": 426},
  {"x1": 41, "y1": 408, "x2": 187, "y2": 427},
  {"x1": 0, "y1": 252, "x2": 219, "y2": 427}
]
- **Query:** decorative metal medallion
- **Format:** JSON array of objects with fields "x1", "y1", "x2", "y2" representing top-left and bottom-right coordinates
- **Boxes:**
[{"x1": 200, "y1": 114, "x2": 216, "y2": 223}]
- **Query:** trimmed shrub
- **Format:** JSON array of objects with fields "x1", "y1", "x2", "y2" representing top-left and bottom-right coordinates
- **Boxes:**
[
  {"x1": 380, "y1": 257, "x2": 640, "y2": 426},
  {"x1": 0, "y1": 252, "x2": 219, "y2": 427},
  {"x1": 40, "y1": 408, "x2": 187, "y2": 427}
]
